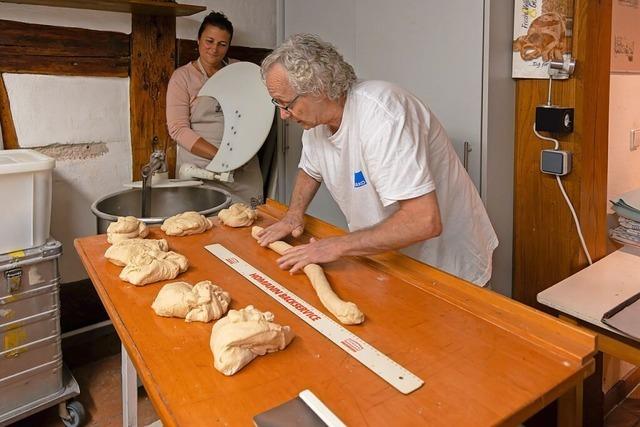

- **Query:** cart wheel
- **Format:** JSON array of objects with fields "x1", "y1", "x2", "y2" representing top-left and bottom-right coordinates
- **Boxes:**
[{"x1": 62, "y1": 400, "x2": 86, "y2": 427}]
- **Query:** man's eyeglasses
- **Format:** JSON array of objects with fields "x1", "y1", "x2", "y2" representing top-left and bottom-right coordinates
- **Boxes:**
[{"x1": 271, "y1": 94, "x2": 300, "y2": 112}]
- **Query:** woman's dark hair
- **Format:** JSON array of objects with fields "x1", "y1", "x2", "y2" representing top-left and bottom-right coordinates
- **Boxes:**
[{"x1": 198, "y1": 11, "x2": 234, "y2": 41}]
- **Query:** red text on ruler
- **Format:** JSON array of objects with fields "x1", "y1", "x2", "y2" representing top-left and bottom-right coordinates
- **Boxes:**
[{"x1": 248, "y1": 272, "x2": 321, "y2": 322}]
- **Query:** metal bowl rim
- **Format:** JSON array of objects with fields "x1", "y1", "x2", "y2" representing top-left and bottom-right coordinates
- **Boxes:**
[{"x1": 90, "y1": 185, "x2": 232, "y2": 223}]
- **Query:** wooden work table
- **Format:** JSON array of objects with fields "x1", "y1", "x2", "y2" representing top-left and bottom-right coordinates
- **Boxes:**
[{"x1": 75, "y1": 200, "x2": 597, "y2": 426}]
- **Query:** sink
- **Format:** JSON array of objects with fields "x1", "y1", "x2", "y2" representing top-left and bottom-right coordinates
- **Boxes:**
[{"x1": 91, "y1": 185, "x2": 231, "y2": 234}]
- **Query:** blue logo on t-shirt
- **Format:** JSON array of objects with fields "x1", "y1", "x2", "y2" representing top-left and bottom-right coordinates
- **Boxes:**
[{"x1": 354, "y1": 170, "x2": 367, "y2": 188}]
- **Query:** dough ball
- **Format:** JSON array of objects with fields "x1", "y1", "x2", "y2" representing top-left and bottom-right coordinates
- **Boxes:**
[
  {"x1": 218, "y1": 203, "x2": 258, "y2": 228},
  {"x1": 210, "y1": 305, "x2": 294, "y2": 376},
  {"x1": 119, "y1": 250, "x2": 189, "y2": 286},
  {"x1": 151, "y1": 280, "x2": 230, "y2": 323},
  {"x1": 107, "y1": 216, "x2": 149, "y2": 244},
  {"x1": 185, "y1": 281, "x2": 231, "y2": 322},
  {"x1": 151, "y1": 282, "x2": 197, "y2": 318},
  {"x1": 161, "y1": 211, "x2": 214, "y2": 236},
  {"x1": 105, "y1": 238, "x2": 169, "y2": 266}
]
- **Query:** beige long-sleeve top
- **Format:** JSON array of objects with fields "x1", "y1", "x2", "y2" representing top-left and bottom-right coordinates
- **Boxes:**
[
  {"x1": 166, "y1": 58, "x2": 237, "y2": 152},
  {"x1": 166, "y1": 61, "x2": 208, "y2": 152}
]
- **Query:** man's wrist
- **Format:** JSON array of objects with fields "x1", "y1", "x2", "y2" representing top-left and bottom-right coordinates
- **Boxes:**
[
  {"x1": 285, "y1": 210, "x2": 304, "y2": 223},
  {"x1": 332, "y1": 236, "x2": 351, "y2": 258}
]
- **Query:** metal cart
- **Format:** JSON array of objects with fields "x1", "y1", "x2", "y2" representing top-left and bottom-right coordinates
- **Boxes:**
[{"x1": 0, "y1": 240, "x2": 86, "y2": 427}]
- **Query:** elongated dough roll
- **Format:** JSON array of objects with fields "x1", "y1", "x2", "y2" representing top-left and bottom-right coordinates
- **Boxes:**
[{"x1": 251, "y1": 226, "x2": 364, "y2": 325}]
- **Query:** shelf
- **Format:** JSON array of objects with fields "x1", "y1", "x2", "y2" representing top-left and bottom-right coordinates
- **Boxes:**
[{"x1": 0, "y1": 0, "x2": 206, "y2": 17}]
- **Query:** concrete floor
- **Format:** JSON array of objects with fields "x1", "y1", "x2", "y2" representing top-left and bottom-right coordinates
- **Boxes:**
[{"x1": 9, "y1": 353, "x2": 158, "y2": 427}]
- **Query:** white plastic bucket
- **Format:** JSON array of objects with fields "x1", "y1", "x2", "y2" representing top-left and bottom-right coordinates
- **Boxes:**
[{"x1": 0, "y1": 150, "x2": 55, "y2": 254}]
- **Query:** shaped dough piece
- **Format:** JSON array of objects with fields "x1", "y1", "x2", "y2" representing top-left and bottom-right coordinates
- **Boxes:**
[
  {"x1": 107, "y1": 216, "x2": 149, "y2": 244},
  {"x1": 105, "y1": 238, "x2": 169, "y2": 266},
  {"x1": 251, "y1": 226, "x2": 364, "y2": 325},
  {"x1": 217, "y1": 203, "x2": 258, "y2": 227},
  {"x1": 151, "y1": 280, "x2": 230, "y2": 322},
  {"x1": 210, "y1": 305, "x2": 294, "y2": 376},
  {"x1": 151, "y1": 282, "x2": 197, "y2": 318},
  {"x1": 119, "y1": 250, "x2": 189, "y2": 286},
  {"x1": 185, "y1": 281, "x2": 231, "y2": 322},
  {"x1": 161, "y1": 211, "x2": 214, "y2": 236}
]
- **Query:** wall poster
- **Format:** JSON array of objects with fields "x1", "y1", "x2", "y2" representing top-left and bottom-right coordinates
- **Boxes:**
[
  {"x1": 612, "y1": 0, "x2": 640, "y2": 73},
  {"x1": 512, "y1": 0, "x2": 574, "y2": 79}
]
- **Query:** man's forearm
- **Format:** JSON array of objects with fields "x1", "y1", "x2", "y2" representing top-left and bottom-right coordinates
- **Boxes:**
[
  {"x1": 273, "y1": 192, "x2": 441, "y2": 273},
  {"x1": 288, "y1": 170, "x2": 321, "y2": 217},
  {"x1": 336, "y1": 193, "x2": 442, "y2": 257}
]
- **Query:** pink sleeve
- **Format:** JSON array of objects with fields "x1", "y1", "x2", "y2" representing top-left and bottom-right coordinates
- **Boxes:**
[{"x1": 166, "y1": 69, "x2": 200, "y2": 151}]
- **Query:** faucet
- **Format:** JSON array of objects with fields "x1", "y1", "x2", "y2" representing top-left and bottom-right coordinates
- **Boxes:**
[
  {"x1": 142, "y1": 137, "x2": 167, "y2": 177},
  {"x1": 141, "y1": 150, "x2": 167, "y2": 178},
  {"x1": 140, "y1": 137, "x2": 167, "y2": 218}
]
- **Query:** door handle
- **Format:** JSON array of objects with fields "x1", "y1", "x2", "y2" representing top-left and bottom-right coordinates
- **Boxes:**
[
  {"x1": 282, "y1": 120, "x2": 290, "y2": 153},
  {"x1": 463, "y1": 141, "x2": 472, "y2": 171}
]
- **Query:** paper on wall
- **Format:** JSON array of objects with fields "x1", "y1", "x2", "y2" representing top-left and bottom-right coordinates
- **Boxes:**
[{"x1": 512, "y1": 0, "x2": 574, "y2": 79}]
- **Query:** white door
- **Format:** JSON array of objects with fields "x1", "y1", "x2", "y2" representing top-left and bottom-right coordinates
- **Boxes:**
[{"x1": 282, "y1": 0, "x2": 484, "y2": 227}]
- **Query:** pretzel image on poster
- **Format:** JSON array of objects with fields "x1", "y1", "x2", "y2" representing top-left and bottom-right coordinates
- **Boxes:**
[{"x1": 513, "y1": 12, "x2": 567, "y2": 62}]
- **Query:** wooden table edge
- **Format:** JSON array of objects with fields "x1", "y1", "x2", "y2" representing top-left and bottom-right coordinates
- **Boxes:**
[{"x1": 74, "y1": 238, "x2": 179, "y2": 427}]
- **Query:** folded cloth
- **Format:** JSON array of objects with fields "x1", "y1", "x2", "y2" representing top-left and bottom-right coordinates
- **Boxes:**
[
  {"x1": 617, "y1": 199, "x2": 640, "y2": 213},
  {"x1": 610, "y1": 226, "x2": 640, "y2": 248},
  {"x1": 619, "y1": 216, "x2": 640, "y2": 231},
  {"x1": 621, "y1": 226, "x2": 640, "y2": 238},
  {"x1": 611, "y1": 199, "x2": 640, "y2": 222}
]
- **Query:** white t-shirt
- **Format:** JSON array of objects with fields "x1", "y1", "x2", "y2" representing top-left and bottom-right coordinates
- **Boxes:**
[{"x1": 299, "y1": 80, "x2": 498, "y2": 285}]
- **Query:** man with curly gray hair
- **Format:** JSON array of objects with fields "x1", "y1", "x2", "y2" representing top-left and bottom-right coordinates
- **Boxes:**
[{"x1": 257, "y1": 34, "x2": 498, "y2": 287}]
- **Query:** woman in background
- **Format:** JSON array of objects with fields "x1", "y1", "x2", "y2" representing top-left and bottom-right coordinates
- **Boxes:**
[{"x1": 166, "y1": 11, "x2": 263, "y2": 205}]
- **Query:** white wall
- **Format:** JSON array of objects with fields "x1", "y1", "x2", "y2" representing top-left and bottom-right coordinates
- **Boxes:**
[
  {"x1": 0, "y1": 4, "x2": 133, "y2": 283},
  {"x1": 5, "y1": 75, "x2": 130, "y2": 147},
  {"x1": 177, "y1": 0, "x2": 277, "y2": 47},
  {"x1": 3, "y1": 74, "x2": 132, "y2": 282},
  {"x1": 608, "y1": 74, "x2": 640, "y2": 205},
  {"x1": 0, "y1": 1, "x2": 277, "y2": 283}
]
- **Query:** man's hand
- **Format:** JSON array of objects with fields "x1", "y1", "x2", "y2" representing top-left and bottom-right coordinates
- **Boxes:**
[
  {"x1": 256, "y1": 213, "x2": 304, "y2": 246},
  {"x1": 277, "y1": 237, "x2": 344, "y2": 273},
  {"x1": 257, "y1": 169, "x2": 320, "y2": 246}
]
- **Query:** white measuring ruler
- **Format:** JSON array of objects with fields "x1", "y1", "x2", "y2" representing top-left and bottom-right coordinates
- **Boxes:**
[{"x1": 205, "y1": 243, "x2": 424, "y2": 394}]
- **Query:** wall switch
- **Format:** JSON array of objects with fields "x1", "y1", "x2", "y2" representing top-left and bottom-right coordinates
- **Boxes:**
[
  {"x1": 630, "y1": 128, "x2": 640, "y2": 151},
  {"x1": 541, "y1": 149, "x2": 572, "y2": 176}
]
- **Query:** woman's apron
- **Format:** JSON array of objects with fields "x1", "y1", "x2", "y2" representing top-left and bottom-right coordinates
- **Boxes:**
[{"x1": 176, "y1": 63, "x2": 264, "y2": 206}]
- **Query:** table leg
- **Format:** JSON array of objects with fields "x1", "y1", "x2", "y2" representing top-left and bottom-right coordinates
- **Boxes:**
[
  {"x1": 121, "y1": 344, "x2": 138, "y2": 427},
  {"x1": 557, "y1": 382, "x2": 583, "y2": 427}
]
